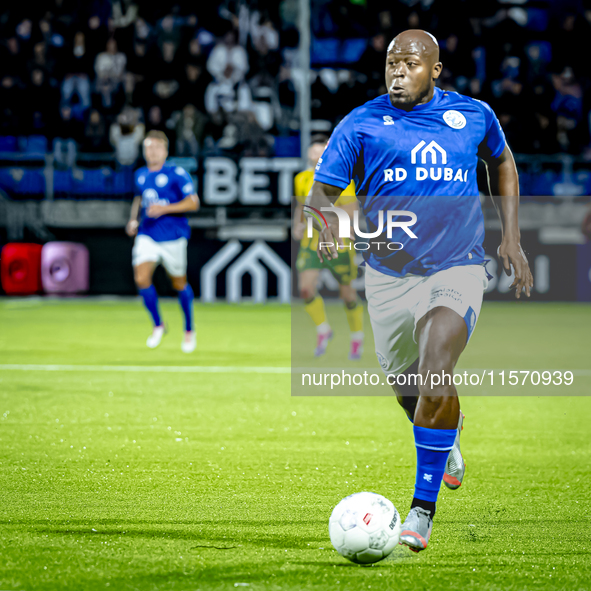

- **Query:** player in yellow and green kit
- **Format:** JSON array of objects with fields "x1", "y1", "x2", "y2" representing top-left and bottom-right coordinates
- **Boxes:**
[{"x1": 292, "y1": 135, "x2": 364, "y2": 359}]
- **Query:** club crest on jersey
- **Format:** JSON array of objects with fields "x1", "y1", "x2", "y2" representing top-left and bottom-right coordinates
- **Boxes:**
[
  {"x1": 383, "y1": 115, "x2": 395, "y2": 126},
  {"x1": 443, "y1": 110, "x2": 466, "y2": 129},
  {"x1": 155, "y1": 173, "x2": 168, "y2": 187}
]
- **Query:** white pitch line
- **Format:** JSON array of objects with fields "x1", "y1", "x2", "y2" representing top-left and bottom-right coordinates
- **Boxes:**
[
  {"x1": 0, "y1": 364, "x2": 291, "y2": 374},
  {"x1": 0, "y1": 365, "x2": 590, "y2": 376}
]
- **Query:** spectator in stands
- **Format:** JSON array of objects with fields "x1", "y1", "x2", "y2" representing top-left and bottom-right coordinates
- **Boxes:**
[
  {"x1": 357, "y1": 33, "x2": 387, "y2": 92},
  {"x1": 84, "y1": 0, "x2": 111, "y2": 56},
  {"x1": 27, "y1": 69, "x2": 60, "y2": 137},
  {"x1": 181, "y1": 36, "x2": 207, "y2": 68},
  {"x1": 61, "y1": 32, "x2": 92, "y2": 111},
  {"x1": 179, "y1": 63, "x2": 210, "y2": 114},
  {"x1": 151, "y1": 79, "x2": 181, "y2": 122},
  {"x1": 174, "y1": 104, "x2": 208, "y2": 157},
  {"x1": 551, "y1": 66, "x2": 586, "y2": 153},
  {"x1": 247, "y1": 13, "x2": 281, "y2": 87},
  {"x1": 54, "y1": 104, "x2": 84, "y2": 168},
  {"x1": 109, "y1": 109, "x2": 145, "y2": 165},
  {"x1": 0, "y1": 76, "x2": 23, "y2": 136},
  {"x1": 111, "y1": 0, "x2": 139, "y2": 52},
  {"x1": 146, "y1": 105, "x2": 169, "y2": 136},
  {"x1": 28, "y1": 42, "x2": 57, "y2": 83},
  {"x1": 439, "y1": 33, "x2": 476, "y2": 93},
  {"x1": 157, "y1": 14, "x2": 182, "y2": 48},
  {"x1": 206, "y1": 29, "x2": 249, "y2": 87},
  {"x1": 126, "y1": 40, "x2": 149, "y2": 78},
  {"x1": 205, "y1": 30, "x2": 251, "y2": 115},
  {"x1": 1, "y1": 37, "x2": 25, "y2": 79},
  {"x1": 95, "y1": 39, "x2": 127, "y2": 85},
  {"x1": 82, "y1": 109, "x2": 111, "y2": 153}
]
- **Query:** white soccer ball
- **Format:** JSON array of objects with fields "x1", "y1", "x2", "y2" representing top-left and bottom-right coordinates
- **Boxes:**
[{"x1": 329, "y1": 492, "x2": 401, "y2": 564}]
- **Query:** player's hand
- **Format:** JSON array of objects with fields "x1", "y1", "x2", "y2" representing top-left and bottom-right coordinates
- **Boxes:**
[
  {"x1": 317, "y1": 221, "x2": 343, "y2": 264},
  {"x1": 147, "y1": 204, "x2": 169, "y2": 219},
  {"x1": 126, "y1": 220, "x2": 139, "y2": 237},
  {"x1": 497, "y1": 239, "x2": 533, "y2": 299},
  {"x1": 292, "y1": 222, "x2": 305, "y2": 241}
]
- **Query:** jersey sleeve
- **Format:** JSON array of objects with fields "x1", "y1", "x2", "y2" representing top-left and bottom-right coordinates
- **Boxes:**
[
  {"x1": 480, "y1": 101, "x2": 506, "y2": 159},
  {"x1": 134, "y1": 170, "x2": 143, "y2": 196},
  {"x1": 174, "y1": 166, "x2": 195, "y2": 197},
  {"x1": 314, "y1": 111, "x2": 361, "y2": 190}
]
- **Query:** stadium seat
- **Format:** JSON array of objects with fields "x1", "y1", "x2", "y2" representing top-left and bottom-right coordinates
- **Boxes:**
[
  {"x1": 41, "y1": 242, "x2": 89, "y2": 294},
  {"x1": 274, "y1": 136, "x2": 300, "y2": 157},
  {"x1": 18, "y1": 169, "x2": 45, "y2": 195},
  {"x1": 24, "y1": 136, "x2": 49, "y2": 154},
  {"x1": 0, "y1": 243, "x2": 43, "y2": 295},
  {"x1": 0, "y1": 136, "x2": 17, "y2": 152}
]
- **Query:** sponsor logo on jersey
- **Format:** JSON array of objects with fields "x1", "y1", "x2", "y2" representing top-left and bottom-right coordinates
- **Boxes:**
[
  {"x1": 443, "y1": 110, "x2": 467, "y2": 129},
  {"x1": 142, "y1": 188, "x2": 168, "y2": 207},
  {"x1": 383, "y1": 140, "x2": 469, "y2": 184},
  {"x1": 383, "y1": 115, "x2": 395, "y2": 126}
]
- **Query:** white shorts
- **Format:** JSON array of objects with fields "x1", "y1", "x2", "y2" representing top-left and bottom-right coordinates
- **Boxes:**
[
  {"x1": 132, "y1": 235, "x2": 187, "y2": 277},
  {"x1": 365, "y1": 264, "x2": 489, "y2": 375}
]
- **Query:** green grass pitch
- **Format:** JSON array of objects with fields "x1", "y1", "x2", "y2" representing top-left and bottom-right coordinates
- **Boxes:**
[{"x1": 1, "y1": 298, "x2": 590, "y2": 590}]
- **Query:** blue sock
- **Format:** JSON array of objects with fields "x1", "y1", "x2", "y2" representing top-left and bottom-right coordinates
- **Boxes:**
[
  {"x1": 139, "y1": 285, "x2": 161, "y2": 327},
  {"x1": 413, "y1": 425, "x2": 457, "y2": 506},
  {"x1": 178, "y1": 284, "x2": 194, "y2": 332}
]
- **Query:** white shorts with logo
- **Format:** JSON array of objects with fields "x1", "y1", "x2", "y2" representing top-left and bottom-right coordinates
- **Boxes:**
[
  {"x1": 132, "y1": 234, "x2": 187, "y2": 277},
  {"x1": 365, "y1": 264, "x2": 489, "y2": 375}
]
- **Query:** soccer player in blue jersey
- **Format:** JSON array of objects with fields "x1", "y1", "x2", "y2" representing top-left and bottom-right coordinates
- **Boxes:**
[
  {"x1": 126, "y1": 130, "x2": 200, "y2": 352},
  {"x1": 310, "y1": 30, "x2": 533, "y2": 551}
]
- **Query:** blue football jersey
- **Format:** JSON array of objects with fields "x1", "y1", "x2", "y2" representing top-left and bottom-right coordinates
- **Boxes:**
[
  {"x1": 314, "y1": 88, "x2": 506, "y2": 277},
  {"x1": 135, "y1": 164, "x2": 195, "y2": 242}
]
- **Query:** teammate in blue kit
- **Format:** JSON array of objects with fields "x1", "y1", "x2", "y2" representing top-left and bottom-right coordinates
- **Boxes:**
[
  {"x1": 310, "y1": 30, "x2": 533, "y2": 551},
  {"x1": 126, "y1": 130, "x2": 200, "y2": 353}
]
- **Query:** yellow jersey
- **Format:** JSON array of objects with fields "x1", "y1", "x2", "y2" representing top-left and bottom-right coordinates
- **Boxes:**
[
  {"x1": 294, "y1": 169, "x2": 356, "y2": 251},
  {"x1": 294, "y1": 170, "x2": 356, "y2": 206}
]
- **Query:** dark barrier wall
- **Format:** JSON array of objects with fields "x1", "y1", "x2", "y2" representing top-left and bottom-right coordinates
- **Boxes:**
[{"x1": 1, "y1": 228, "x2": 590, "y2": 301}]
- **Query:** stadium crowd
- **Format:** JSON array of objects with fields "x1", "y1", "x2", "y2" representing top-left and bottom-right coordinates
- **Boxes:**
[{"x1": 1, "y1": 0, "x2": 590, "y2": 167}]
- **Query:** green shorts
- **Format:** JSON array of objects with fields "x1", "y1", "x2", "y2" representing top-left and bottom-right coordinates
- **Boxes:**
[{"x1": 296, "y1": 244, "x2": 357, "y2": 286}]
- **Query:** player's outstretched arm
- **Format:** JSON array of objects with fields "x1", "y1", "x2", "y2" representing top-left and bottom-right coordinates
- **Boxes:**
[
  {"x1": 126, "y1": 195, "x2": 142, "y2": 236},
  {"x1": 480, "y1": 145, "x2": 533, "y2": 299},
  {"x1": 147, "y1": 195, "x2": 200, "y2": 218},
  {"x1": 309, "y1": 180, "x2": 343, "y2": 263}
]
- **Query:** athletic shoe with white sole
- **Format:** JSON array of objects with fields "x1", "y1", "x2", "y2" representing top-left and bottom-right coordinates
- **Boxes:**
[
  {"x1": 181, "y1": 330, "x2": 196, "y2": 353},
  {"x1": 400, "y1": 506, "x2": 433, "y2": 552},
  {"x1": 146, "y1": 324, "x2": 166, "y2": 349},
  {"x1": 443, "y1": 411, "x2": 465, "y2": 490},
  {"x1": 314, "y1": 330, "x2": 333, "y2": 357}
]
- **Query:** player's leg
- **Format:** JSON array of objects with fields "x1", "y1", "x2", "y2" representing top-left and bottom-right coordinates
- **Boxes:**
[
  {"x1": 400, "y1": 265, "x2": 487, "y2": 551},
  {"x1": 133, "y1": 261, "x2": 166, "y2": 348},
  {"x1": 399, "y1": 306, "x2": 466, "y2": 552},
  {"x1": 169, "y1": 274, "x2": 196, "y2": 353},
  {"x1": 299, "y1": 268, "x2": 332, "y2": 356},
  {"x1": 161, "y1": 238, "x2": 195, "y2": 353},
  {"x1": 335, "y1": 247, "x2": 364, "y2": 360},
  {"x1": 132, "y1": 235, "x2": 165, "y2": 347},
  {"x1": 338, "y1": 284, "x2": 364, "y2": 360}
]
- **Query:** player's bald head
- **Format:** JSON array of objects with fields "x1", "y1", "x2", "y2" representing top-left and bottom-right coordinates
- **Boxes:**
[{"x1": 387, "y1": 29, "x2": 439, "y2": 65}]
